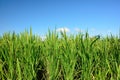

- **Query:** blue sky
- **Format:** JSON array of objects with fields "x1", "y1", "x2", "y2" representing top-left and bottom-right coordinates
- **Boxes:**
[{"x1": 0, "y1": 0, "x2": 120, "y2": 36}]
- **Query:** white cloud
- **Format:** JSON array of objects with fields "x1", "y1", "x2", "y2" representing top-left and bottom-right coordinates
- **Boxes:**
[
  {"x1": 74, "y1": 28, "x2": 81, "y2": 32},
  {"x1": 56, "y1": 27, "x2": 70, "y2": 32},
  {"x1": 40, "y1": 35, "x2": 46, "y2": 41}
]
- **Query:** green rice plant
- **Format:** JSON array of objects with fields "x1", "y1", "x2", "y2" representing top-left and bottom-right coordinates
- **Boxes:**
[
  {"x1": 59, "y1": 32, "x2": 76, "y2": 80},
  {"x1": 16, "y1": 58, "x2": 21, "y2": 80},
  {"x1": 0, "y1": 28, "x2": 120, "y2": 80},
  {"x1": 44, "y1": 30, "x2": 60, "y2": 80}
]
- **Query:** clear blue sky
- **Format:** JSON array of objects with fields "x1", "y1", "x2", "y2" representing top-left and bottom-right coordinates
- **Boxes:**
[{"x1": 0, "y1": 0, "x2": 120, "y2": 36}]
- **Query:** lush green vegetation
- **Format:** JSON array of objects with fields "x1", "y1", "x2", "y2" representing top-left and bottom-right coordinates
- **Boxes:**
[{"x1": 0, "y1": 28, "x2": 120, "y2": 80}]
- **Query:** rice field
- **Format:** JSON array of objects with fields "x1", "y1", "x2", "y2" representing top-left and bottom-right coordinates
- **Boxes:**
[{"x1": 0, "y1": 28, "x2": 120, "y2": 80}]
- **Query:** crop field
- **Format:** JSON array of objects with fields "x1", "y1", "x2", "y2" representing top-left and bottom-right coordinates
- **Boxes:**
[{"x1": 0, "y1": 29, "x2": 120, "y2": 80}]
